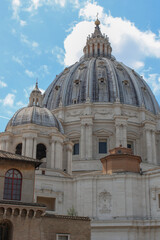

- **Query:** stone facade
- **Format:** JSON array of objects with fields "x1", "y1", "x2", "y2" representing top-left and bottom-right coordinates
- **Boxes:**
[{"x1": 1, "y1": 19, "x2": 160, "y2": 240}]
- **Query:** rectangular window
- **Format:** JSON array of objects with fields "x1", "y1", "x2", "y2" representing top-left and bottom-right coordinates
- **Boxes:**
[
  {"x1": 56, "y1": 234, "x2": 70, "y2": 240},
  {"x1": 37, "y1": 196, "x2": 56, "y2": 211},
  {"x1": 73, "y1": 143, "x2": 79, "y2": 155},
  {"x1": 127, "y1": 141, "x2": 134, "y2": 153},
  {"x1": 99, "y1": 141, "x2": 107, "y2": 154}
]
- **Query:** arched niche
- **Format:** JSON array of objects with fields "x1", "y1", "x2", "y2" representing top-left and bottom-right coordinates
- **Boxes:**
[
  {"x1": 36, "y1": 143, "x2": 46, "y2": 160},
  {"x1": 0, "y1": 220, "x2": 13, "y2": 240},
  {"x1": 15, "y1": 143, "x2": 22, "y2": 155}
]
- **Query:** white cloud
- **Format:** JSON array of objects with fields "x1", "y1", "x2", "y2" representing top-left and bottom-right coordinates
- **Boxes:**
[
  {"x1": 11, "y1": 28, "x2": 16, "y2": 35},
  {"x1": 40, "y1": 65, "x2": 49, "y2": 74},
  {"x1": 0, "y1": 80, "x2": 7, "y2": 88},
  {"x1": 2, "y1": 94, "x2": 15, "y2": 107},
  {"x1": 25, "y1": 69, "x2": 34, "y2": 78},
  {"x1": 21, "y1": 34, "x2": 39, "y2": 49},
  {"x1": 12, "y1": 56, "x2": 23, "y2": 65},
  {"x1": 12, "y1": 89, "x2": 17, "y2": 93},
  {"x1": 16, "y1": 101, "x2": 26, "y2": 107},
  {"x1": 26, "y1": 0, "x2": 79, "y2": 12},
  {"x1": 20, "y1": 19, "x2": 27, "y2": 26},
  {"x1": 32, "y1": 41, "x2": 39, "y2": 48},
  {"x1": 23, "y1": 89, "x2": 29, "y2": 98},
  {"x1": 63, "y1": 1, "x2": 160, "y2": 69},
  {"x1": 52, "y1": 46, "x2": 65, "y2": 65},
  {"x1": 144, "y1": 73, "x2": 160, "y2": 96},
  {"x1": 12, "y1": 0, "x2": 21, "y2": 19},
  {"x1": 79, "y1": 2, "x2": 104, "y2": 20}
]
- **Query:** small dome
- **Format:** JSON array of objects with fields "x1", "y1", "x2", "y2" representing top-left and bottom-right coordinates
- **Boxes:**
[
  {"x1": 6, "y1": 106, "x2": 64, "y2": 133},
  {"x1": 6, "y1": 83, "x2": 64, "y2": 134}
]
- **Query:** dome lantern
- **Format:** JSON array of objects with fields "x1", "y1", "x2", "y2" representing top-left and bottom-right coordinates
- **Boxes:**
[
  {"x1": 29, "y1": 81, "x2": 43, "y2": 107},
  {"x1": 83, "y1": 17, "x2": 112, "y2": 58}
]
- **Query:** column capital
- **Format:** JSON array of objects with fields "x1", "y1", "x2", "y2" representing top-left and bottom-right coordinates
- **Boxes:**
[
  {"x1": 114, "y1": 116, "x2": 128, "y2": 127},
  {"x1": 80, "y1": 115, "x2": 94, "y2": 126},
  {"x1": 143, "y1": 121, "x2": 156, "y2": 131}
]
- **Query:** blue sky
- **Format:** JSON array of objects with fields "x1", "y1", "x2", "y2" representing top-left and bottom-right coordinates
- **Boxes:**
[{"x1": 0, "y1": 0, "x2": 160, "y2": 132}]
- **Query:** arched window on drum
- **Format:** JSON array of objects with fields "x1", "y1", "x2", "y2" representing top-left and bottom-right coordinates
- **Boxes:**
[
  {"x1": 15, "y1": 143, "x2": 22, "y2": 155},
  {"x1": 36, "y1": 143, "x2": 46, "y2": 160},
  {"x1": 3, "y1": 169, "x2": 22, "y2": 201}
]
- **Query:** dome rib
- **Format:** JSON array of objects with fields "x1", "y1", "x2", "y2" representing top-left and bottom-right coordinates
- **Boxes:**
[
  {"x1": 120, "y1": 63, "x2": 143, "y2": 107},
  {"x1": 104, "y1": 58, "x2": 120, "y2": 101},
  {"x1": 42, "y1": 57, "x2": 160, "y2": 115},
  {"x1": 62, "y1": 62, "x2": 80, "y2": 106}
]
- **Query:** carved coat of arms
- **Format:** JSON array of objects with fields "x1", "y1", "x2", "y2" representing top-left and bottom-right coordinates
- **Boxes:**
[{"x1": 98, "y1": 190, "x2": 112, "y2": 214}]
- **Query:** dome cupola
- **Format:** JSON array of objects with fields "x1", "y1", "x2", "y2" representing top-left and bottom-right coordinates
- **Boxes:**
[
  {"x1": 6, "y1": 84, "x2": 64, "y2": 134},
  {"x1": 43, "y1": 20, "x2": 160, "y2": 115},
  {"x1": 29, "y1": 81, "x2": 43, "y2": 107},
  {"x1": 83, "y1": 17, "x2": 112, "y2": 59}
]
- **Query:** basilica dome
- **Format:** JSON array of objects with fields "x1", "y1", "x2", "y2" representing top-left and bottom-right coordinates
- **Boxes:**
[
  {"x1": 43, "y1": 20, "x2": 160, "y2": 115},
  {"x1": 6, "y1": 83, "x2": 64, "y2": 134}
]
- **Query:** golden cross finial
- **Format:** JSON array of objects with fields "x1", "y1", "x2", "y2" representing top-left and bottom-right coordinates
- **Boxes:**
[{"x1": 95, "y1": 13, "x2": 100, "y2": 26}]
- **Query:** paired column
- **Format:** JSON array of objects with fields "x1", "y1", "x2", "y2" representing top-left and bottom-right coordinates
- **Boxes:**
[
  {"x1": 115, "y1": 116, "x2": 128, "y2": 148},
  {"x1": 144, "y1": 122, "x2": 157, "y2": 164},
  {"x1": 80, "y1": 124, "x2": 86, "y2": 159},
  {"x1": 66, "y1": 141, "x2": 74, "y2": 175},
  {"x1": 25, "y1": 137, "x2": 34, "y2": 158},
  {"x1": 50, "y1": 135, "x2": 64, "y2": 170},
  {"x1": 22, "y1": 133, "x2": 37, "y2": 158},
  {"x1": 50, "y1": 139, "x2": 56, "y2": 168},
  {"x1": 0, "y1": 134, "x2": 12, "y2": 151},
  {"x1": 80, "y1": 116, "x2": 93, "y2": 160},
  {"x1": 55, "y1": 140, "x2": 63, "y2": 169}
]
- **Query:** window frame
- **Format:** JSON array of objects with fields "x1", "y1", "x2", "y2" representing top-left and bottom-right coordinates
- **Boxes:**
[
  {"x1": 15, "y1": 143, "x2": 22, "y2": 155},
  {"x1": 127, "y1": 140, "x2": 134, "y2": 153},
  {"x1": 98, "y1": 139, "x2": 107, "y2": 154},
  {"x1": 36, "y1": 143, "x2": 47, "y2": 160},
  {"x1": 56, "y1": 234, "x2": 70, "y2": 240},
  {"x1": 73, "y1": 142, "x2": 79, "y2": 155},
  {"x1": 3, "y1": 169, "x2": 22, "y2": 201}
]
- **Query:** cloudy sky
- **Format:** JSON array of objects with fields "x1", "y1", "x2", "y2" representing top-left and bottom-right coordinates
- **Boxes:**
[{"x1": 0, "y1": 0, "x2": 160, "y2": 131}]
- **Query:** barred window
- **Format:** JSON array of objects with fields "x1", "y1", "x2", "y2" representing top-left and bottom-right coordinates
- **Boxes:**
[{"x1": 3, "y1": 169, "x2": 22, "y2": 201}]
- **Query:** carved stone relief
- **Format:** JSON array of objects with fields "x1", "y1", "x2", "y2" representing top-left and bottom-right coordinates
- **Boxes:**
[
  {"x1": 66, "y1": 110, "x2": 83, "y2": 117},
  {"x1": 98, "y1": 190, "x2": 112, "y2": 214}
]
